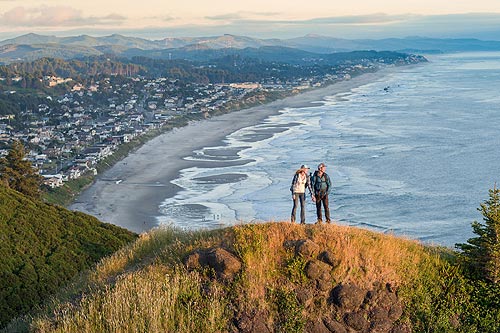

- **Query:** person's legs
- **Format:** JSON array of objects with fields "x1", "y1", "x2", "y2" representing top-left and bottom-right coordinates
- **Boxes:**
[
  {"x1": 291, "y1": 194, "x2": 299, "y2": 223},
  {"x1": 324, "y1": 195, "x2": 331, "y2": 223},
  {"x1": 298, "y1": 193, "x2": 306, "y2": 224},
  {"x1": 315, "y1": 194, "x2": 323, "y2": 223}
]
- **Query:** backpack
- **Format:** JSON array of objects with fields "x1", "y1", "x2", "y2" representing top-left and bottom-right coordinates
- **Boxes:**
[{"x1": 311, "y1": 171, "x2": 329, "y2": 194}]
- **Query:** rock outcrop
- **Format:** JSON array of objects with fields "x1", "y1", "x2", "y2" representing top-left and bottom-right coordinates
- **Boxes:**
[
  {"x1": 184, "y1": 247, "x2": 242, "y2": 280},
  {"x1": 184, "y1": 239, "x2": 408, "y2": 333}
]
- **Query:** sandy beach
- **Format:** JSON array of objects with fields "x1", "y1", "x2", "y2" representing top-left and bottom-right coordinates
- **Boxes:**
[{"x1": 70, "y1": 69, "x2": 392, "y2": 233}]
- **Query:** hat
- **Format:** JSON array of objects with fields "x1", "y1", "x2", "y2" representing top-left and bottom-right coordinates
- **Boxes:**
[
  {"x1": 301, "y1": 164, "x2": 310, "y2": 169},
  {"x1": 318, "y1": 163, "x2": 326, "y2": 169}
]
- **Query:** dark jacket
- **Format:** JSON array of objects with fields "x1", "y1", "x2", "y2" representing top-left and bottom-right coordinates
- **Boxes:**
[{"x1": 311, "y1": 170, "x2": 331, "y2": 196}]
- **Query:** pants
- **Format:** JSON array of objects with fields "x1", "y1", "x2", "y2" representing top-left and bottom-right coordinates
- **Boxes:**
[
  {"x1": 315, "y1": 192, "x2": 330, "y2": 222},
  {"x1": 291, "y1": 192, "x2": 306, "y2": 223}
]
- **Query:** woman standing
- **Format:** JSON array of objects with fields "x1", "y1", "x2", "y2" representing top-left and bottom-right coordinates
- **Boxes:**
[{"x1": 290, "y1": 164, "x2": 314, "y2": 224}]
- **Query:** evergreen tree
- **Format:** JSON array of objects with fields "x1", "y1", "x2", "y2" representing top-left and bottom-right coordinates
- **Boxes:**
[
  {"x1": 456, "y1": 186, "x2": 500, "y2": 283},
  {"x1": 0, "y1": 140, "x2": 43, "y2": 199}
]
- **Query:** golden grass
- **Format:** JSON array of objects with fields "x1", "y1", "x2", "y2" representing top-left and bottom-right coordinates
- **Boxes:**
[
  {"x1": 22, "y1": 222, "x2": 447, "y2": 333},
  {"x1": 90, "y1": 227, "x2": 179, "y2": 284},
  {"x1": 233, "y1": 222, "x2": 426, "y2": 292},
  {"x1": 32, "y1": 266, "x2": 228, "y2": 333}
]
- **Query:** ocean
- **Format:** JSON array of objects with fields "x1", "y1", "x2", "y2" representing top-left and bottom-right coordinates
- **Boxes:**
[{"x1": 157, "y1": 52, "x2": 500, "y2": 247}]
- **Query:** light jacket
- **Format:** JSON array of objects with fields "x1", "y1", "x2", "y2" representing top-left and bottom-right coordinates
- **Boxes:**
[{"x1": 290, "y1": 171, "x2": 312, "y2": 194}]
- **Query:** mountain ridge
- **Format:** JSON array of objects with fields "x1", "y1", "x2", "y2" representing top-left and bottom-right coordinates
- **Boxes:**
[{"x1": 2, "y1": 33, "x2": 500, "y2": 64}]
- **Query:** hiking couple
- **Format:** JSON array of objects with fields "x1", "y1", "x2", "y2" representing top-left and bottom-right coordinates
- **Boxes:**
[{"x1": 290, "y1": 162, "x2": 331, "y2": 224}]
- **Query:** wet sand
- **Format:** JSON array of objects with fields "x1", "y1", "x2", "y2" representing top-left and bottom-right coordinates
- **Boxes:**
[{"x1": 70, "y1": 69, "x2": 394, "y2": 233}]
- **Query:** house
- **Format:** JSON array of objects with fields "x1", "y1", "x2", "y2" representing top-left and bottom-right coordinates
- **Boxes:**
[
  {"x1": 82, "y1": 144, "x2": 112, "y2": 160},
  {"x1": 68, "y1": 166, "x2": 85, "y2": 179},
  {"x1": 71, "y1": 83, "x2": 85, "y2": 92},
  {"x1": 42, "y1": 174, "x2": 64, "y2": 188}
]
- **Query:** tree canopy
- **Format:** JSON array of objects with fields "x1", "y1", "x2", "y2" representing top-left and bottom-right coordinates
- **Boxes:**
[
  {"x1": 0, "y1": 185, "x2": 137, "y2": 328},
  {"x1": 0, "y1": 140, "x2": 42, "y2": 199},
  {"x1": 457, "y1": 186, "x2": 500, "y2": 283}
]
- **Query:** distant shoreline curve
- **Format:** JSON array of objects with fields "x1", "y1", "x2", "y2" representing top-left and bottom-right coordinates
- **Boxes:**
[{"x1": 69, "y1": 65, "x2": 418, "y2": 233}]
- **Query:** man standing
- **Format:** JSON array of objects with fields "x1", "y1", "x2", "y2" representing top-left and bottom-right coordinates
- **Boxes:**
[{"x1": 311, "y1": 162, "x2": 331, "y2": 224}]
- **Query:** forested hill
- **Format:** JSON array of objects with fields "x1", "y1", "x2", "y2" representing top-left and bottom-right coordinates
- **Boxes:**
[
  {"x1": 0, "y1": 185, "x2": 137, "y2": 328},
  {"x1": 0, "y1": 49, "x2": 425, "y2": 90}
]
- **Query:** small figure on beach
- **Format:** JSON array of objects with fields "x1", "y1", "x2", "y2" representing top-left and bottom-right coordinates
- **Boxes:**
[
  {"x1": 290, "y1": 164, "x2": 314, "y2": 224},
  {"x1": 311, "y1": 162, "x2": 332, "y2": 224}
]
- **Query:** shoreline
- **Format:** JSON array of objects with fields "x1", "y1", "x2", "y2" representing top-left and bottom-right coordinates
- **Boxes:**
[{"x1": 70, "y1": 68, "x2": 396, "y2": 233}]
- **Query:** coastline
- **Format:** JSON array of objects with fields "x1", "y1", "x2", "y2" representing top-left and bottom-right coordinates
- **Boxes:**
[{"x1": 70, "y1": 68, "x2": 395, "y2": 233}]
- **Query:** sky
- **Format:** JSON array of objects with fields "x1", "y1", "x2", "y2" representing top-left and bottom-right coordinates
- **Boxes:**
[{"x1": 1, "y1": 0, "x2": 500, "y2": 41}]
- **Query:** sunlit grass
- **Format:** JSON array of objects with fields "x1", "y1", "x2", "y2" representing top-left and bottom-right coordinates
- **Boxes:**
[{"x1": 13, "y1": 222, "x2": 452, "y2": 333}]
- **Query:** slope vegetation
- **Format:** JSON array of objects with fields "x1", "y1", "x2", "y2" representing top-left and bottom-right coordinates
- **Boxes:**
[
  {"x1": 7, "y1": 221, "x2": 498, "y2": 332},
  {"x1": 0, "y1": 185, "x2": 137, "y2": 328}
]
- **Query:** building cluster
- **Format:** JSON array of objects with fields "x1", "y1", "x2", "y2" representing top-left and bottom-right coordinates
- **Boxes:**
[{"x1": 0, "y1": 63, "x2": 374, "y2": 189}]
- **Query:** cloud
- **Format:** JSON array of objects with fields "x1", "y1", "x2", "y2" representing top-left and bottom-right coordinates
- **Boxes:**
[
  {"x1": 206, "y1": 11, "x2": 281, "y2": 22},
  {"x1": 214, "y1": 13, "x2": 419, "y2": 27},
  {"x1": 190, "y1": 12, "x2": 500, "y2": 40},
  {"x1": 206, "y1": 13, "x2": 244, "y2": 21},
  {"x1": 0, "y1": 6, "x2": 126, "y2": 27},
  {"x1": 204, "y1": 12, "x2": 416, "y2": 26},
  {"x1": 295, "y1": 13, "x2": 419, "y2": 25},
  {"x1": 3, "y1": 10, "x2": 500, "y2": 41},
  {"x1": 143, "y1": 14, "x2": 176, "y2": 22}
]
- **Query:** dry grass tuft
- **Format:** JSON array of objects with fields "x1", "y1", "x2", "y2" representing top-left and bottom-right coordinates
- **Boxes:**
[{"x1": 32, "y1": 265, "x2": 228, "y2": 333}]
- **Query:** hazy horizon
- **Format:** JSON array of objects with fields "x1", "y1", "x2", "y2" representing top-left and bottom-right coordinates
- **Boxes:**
[{"x1": 1, "y1": 1, "x2": 500, "y2": 41}]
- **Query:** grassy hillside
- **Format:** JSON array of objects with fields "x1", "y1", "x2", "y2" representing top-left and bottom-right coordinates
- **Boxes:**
[
  {"x1": 0, "y1": 185, "x2": 137, "y2": 329},
  {"x1": 6, "y1": 222, "x2": 499, "y2": 332}
]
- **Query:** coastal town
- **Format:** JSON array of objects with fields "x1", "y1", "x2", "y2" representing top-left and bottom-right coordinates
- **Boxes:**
[{"x1": 0, "y1": 53, "x2": 423, "y2": 191}]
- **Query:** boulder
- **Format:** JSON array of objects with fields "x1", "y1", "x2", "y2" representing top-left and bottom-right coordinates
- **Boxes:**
[
  {"x1": 295, "y1": 287, "x2": 315, "y2": 307},
  {"x1": 322, "y1": 317, "x2": 348, "y2": 333},
  {"x1": 391, "y1": 323, "x2": 412, "y2": 333},
  {"x1": 206, "y1": 247, "x2": 242, "y2": 280},
  {"x1": 184, "y1": 250, "x2": 207, "y2": 270},
  {"x1": 184, "y1": 247, "x2": 242, "y2": 280},
  {"x1": 388, "y1": 303, "x2": 403, "y2": 322},
  {"x1": 295, "y1": 239, "x2": 320, "y2": 258},
  {"x1": 319, "y1": 250, "x2": 339, "y2": 267},
  {"x1": 305, "y1": 260, "x2": 332, "y2": 280},
  {"x1": 330, "y1": 283, "x2": 366, "y2": 311},
  {"x1": 366, "y1": 284, "x2": 398, "y2": 309},
  {"x1": 369, "y1": 306, "x2": 393, "y2": 333},
  {"x1": 235, "y1": 309, "x2": 271, "y2": 333},
  {"x1": 305, "y1": 259, "x2": 333, "y2": 291},
  {"x1": 305, "y1": 318, "x2": 331, "y2": 333},
  {"x1": 365, "y1": 282, "x2": 403, "y2": 323},
  {"x1": 344, "y1": 310, "x2": 370, "y2": 331}
]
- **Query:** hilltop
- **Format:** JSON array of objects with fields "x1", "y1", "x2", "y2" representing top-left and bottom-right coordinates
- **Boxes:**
[
  {"x1": 0, "y1": 185, "x2": 137, "y2": 329},
  {"x1": 5, "y1": 222, "x2": 500, "y2": 332}
]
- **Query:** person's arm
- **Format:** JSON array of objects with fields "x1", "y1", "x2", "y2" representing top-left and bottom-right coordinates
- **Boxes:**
[
  {"x1": 326, "y1": 173, "x2": 332, "y2": 195},
  {"x1": 306, "y1": 174, "x2": 313, "y2": 195}
]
